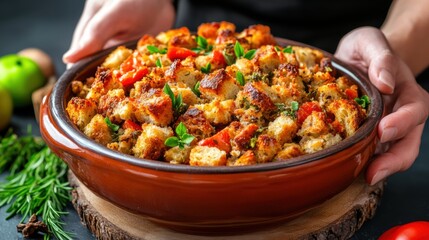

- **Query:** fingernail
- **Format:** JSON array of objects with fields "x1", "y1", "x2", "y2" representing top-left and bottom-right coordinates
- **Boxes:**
[
  {"x1": 370, "y1": 169, "x2": 389, "y2": 185},
  {"x1": 379, "y1": 69, "x2": 395, "y2": 93},
  {"x1": 380, "y1": 127, "x2": 397, "y2": 143}
]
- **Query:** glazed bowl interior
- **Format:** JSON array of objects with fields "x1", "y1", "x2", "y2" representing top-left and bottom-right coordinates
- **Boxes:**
[{"x1": 50, "y1": 39, "x2": 383, "y2": 174}]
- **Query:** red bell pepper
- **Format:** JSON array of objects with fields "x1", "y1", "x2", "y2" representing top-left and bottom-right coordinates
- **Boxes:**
[
  {"x1": 119, "y1": 67, "x2": 148, "y2": 88},
  {"x1": 211, "y1": 50, "x2": 226, "y2": 67},
  {"x1": 167, "y1": 46, "x2": 197, "y2": 60},
  {"x1": 198, "y1": 128, "x2": 231, "y2": 153},
  {"x1": 296, "y1": 101, "x2": 323, "y2": 125},
  {"x1": 122, "y1": 119, "x2": 142, "y2": 131}
]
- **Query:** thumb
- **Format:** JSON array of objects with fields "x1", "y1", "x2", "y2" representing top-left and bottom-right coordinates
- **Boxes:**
[{"x1": 335, "y1": 27, "x2": 397, "y2": 94}]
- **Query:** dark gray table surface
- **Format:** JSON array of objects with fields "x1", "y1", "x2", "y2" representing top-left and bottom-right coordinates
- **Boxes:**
[{"x1": 1, "y1": 1, "x2": 428, "y2": 239}]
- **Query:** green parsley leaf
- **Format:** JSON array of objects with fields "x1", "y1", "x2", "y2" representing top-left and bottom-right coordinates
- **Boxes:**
[
  {"x1": 291, "y1": 101, "x2": 299, "y2": 111},
  {"x1": 164, "y1": 83, "x2": 186, "y2": 117},
  {"x1": 283, "y1": 46, "x2": 293, "y2": 54},
  {"x1": 156, "y1": 58, "x2": 162, "y2": 68},
  {"x1": 104, "y1": 117, "x2": 120, "y2": 132},
  {"x1": 355, "y1": 95, "x2": 371, "y2": 109},
  {"x1": 165, "y1": 137, "x2": 179, "y2": 147},
  {"x1": 165, "y1": 122, "x2": 195, "y2": 149},
  {"x1": 234, "y1": 41, "x2": 244, "y2": 59},
  {"x1": 147, "y1": 45, "x2": 167, "y2": 54},
  {"x1": 201, "y1": 63, "x2": 211, "y2": 73},
  {"x1": 236, "y1": 71, "x2": 245, "y2": 86},
  {"x1": 249, "y1": 137, "x2": 257, "y2": 148},
  {"x1": 196, "y1": 36, "x2": 208, "y2": 49},
  {"x1": 192, "y1": 81, "x2": 201, "y2": 97},
  {"x1": 223, "y1": 51, "x2": 235, "y2": 66},
  {"x1": 244, "y1": 49, "x2": 256, "y2": 60},
  {"x1": 276, "y1": 101, "x2": 299, "y2": 118}
]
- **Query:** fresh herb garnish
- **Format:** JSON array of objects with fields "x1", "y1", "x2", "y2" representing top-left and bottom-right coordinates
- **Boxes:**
[
  {"x1": 201, "y1": 63, "x2": 211, "y2": 74},
  {"x1": 243, "y1": 49, "x2": 256, "y2": 60},
  {"x1": 156, "y1": 58, "x2": 162, "y2": 68},
  {"x1": 165, "y1": 122, "x2": 195, "y2": 149},
  {"x1": 192, "y1": 81, "x2": 201, "y2": 97},
  {"x1": 236, "y1": 71, "x2": 245, "y2": 86},
  {"x1": 234, "y1": 41, "x2": 256, "y2": 60},
  {"x1": 163, "y1": 83, "x2": 185, "y2": 116},
  {"x1": 223, "y1": 50, "x2": 235, "y2": 66},
  {"x1": 355, "y1": 95, "x2": 371, "y2": 109},
  {"x1": 193, "y1": 36, "x2": 213, "y2": 54},
  {"x1": 104, "y1": 117, "x2": 120, "y2": 132},
  {"x1": 249, "y1": 137, "x2": 257, "y2": 148},
  {"x1": 0, "y1": 130, "x2": 73, "y2": 240},
  {"x1": 147, "y1": 45, "x2": 167, "y2": 54},
  {"x1": 283, "y1": 46, "x2": 293, "y2": 54},
  {"x1": 276, "y1": 101, "x2": 299, "y2": 117},
  {"x1": 234, "y1": 41, "x2": 245, "y2": 59}
]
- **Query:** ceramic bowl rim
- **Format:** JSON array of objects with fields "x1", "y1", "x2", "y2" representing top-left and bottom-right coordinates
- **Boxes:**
[{"x1": 49, "y1": 38, "x2": 383, "y2": 174}]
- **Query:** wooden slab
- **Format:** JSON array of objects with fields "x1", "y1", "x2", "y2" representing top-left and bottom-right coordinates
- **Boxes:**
[{"x1": 69, "y1": 172, "x2": 384, "y2": 240}]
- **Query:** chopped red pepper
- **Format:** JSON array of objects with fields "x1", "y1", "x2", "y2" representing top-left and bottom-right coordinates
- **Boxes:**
[
  {"x1": 119, "y1": 67, "x2": 148, "y2": 87},
  {"x1": 211, "y1": 50, "x2": 226, "y2": 67},
  {"x1": 296, "y1": 101, "x2": 323, "y2": 125},
  {"x1": 122, "y1": 119, "x2": 142, "y2": 131},
  {"x1": 378, "y1": 221, "x2": 429, "y2": 240},
  {"x1": 167, "y1": 46, "x2": 197, "y2": 60},
  {"x1": 345, "y1": 88, "x2": 358, "y2": 100},
  {"x1": 198, "y1": 128, "x2": 231, "y2": 153}
]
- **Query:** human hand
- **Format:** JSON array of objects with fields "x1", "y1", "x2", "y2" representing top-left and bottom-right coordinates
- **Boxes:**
[
  {"x1": 63, "y1": 0, "x2": 175, "y2": 64},
  {"x1": 335, "y1": 27, "x2": 429, "y2": 185}
]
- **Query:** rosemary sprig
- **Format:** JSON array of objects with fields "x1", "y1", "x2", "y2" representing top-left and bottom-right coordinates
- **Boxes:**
[{"x1": 0, "y1": 131, "x2": 73, "y2": 240}]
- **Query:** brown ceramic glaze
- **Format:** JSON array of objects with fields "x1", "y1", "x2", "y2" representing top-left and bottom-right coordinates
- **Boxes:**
[{"x1": 40, "y1": 38, "x2": 382, "y2": 234}]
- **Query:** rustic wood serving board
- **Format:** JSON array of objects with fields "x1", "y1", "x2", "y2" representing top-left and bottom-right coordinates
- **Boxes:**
[{"x1": 69, "y1": 172, "x2": 384, "y2": 240}]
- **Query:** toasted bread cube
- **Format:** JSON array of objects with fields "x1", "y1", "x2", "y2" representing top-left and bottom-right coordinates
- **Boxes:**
[
  {"x1": 98, "y1": 89, "x2": 134, "y2": 123},
  {"x1": 252, "y1": 45, "x2": 281, "y2": 73},
  {"x1": 268, "y1": 115, "x2": 298, "y2": 145},
  {"x1": 297, "y1": 111, "x2": 330, "y2": 138},
  {"x1": 228, "y1": 150, "x2": 257, "y2": 166},
  {"x1": 293, "y1": 46, "x2": 324, "y2": 68},
  {"x1": 175, "y1": 107, "x2": 215, "y2": 141},
  {"x1": 169, "y1": 83, "x2": 200, "y2": 106},
  {"x1": 236, "y1": 82, "x2": 276, "y2": 113},
  {"x1": 83, "y1": 114, "x2": 112, "y2": 145},
  {"x1": 194, "y1": 99, "x2": 235, "y2": 125},
  {"x1": 239, "y1": 24, "x2": 276, "y2": 49},
  {"x1": 107, "y1": 128, "x2": 138, "y2": 155},
  {"x1": 66, "y1": 97, "x2": 97, "y2": 130},
  {"x1": 134, "y1": 89, "x2": 173, "y2": 127},
  {"x1": 189, "y1": 146, "x2": 227, "y2": 166},
  {"x1": 102, "y1": 46, "x2": 132, "y2": 70},
  {"x1": 255, "y1": 134, "x2": 281, "y2": 163},
  {"x1": 164, "y1": 146, "x2": 192, "y2": 164},
  {"x1": 132, "y1": 123, "x2": 173, "y2": 160},
  {"x1": 327, "y1": 99, "x2": 364, "y2": 137},
  {"x1": 316, "y1": 83, "x2": 344, "y2": 106},
  {"x1": 165, "y1": 60, "x2": 202, "y2": 88},
  {"x1": 86, "y1": 67, "x2": 122, "y2": 102},
  {"x1": 300, "y1": 133, "x2": 342, "y2": 154},
  {"x1": 198, "y1": 21, "x2": 236, "y2": 41},
  {"x1": 199, "y1": 69, "x2": 240, "y2": 100},
  {"x1": 274, "y1": 143, "x2": 303, "y2": 161}
]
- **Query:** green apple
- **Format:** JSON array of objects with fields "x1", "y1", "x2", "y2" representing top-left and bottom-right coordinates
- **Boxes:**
[
  {"x1": 0, "y1": 54, "x2": 46, "y2": 107},
  {"x1": 0, "y1": 87, "x2": 13, "y2": 130}
]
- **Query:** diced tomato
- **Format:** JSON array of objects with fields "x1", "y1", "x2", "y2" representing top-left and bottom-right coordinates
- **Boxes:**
[
  {"x1": 211, "y1": 50, "x2": 226, "y2": 66},
  {"x1": 345, "y1": 88, "x2": 358, "y2": 100},
  {"x1": 119, "y1": 67, "x2": 148, "y2": 87},
  {"x1": 122, "y1": 119, "x2": 142, "y2": 131},
  {"x1": 297, "y1": 101, "x2": 323, "y2": 125},
  {"x1": 198, "y1": 128, "x2": 231, "y2": 153},
  {"x1": 167, "y1": 46, "x2": 197, "y2": 60}
]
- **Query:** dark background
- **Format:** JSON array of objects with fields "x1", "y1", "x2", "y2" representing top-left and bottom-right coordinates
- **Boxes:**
[{"x1": 0, "y1": 0, "x2": 428, "y2": 239}]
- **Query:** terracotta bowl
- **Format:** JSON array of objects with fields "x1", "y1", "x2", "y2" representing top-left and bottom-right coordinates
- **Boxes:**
[{"x1": 40, "y1": 38, "x2": 383, "y2": 235}]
